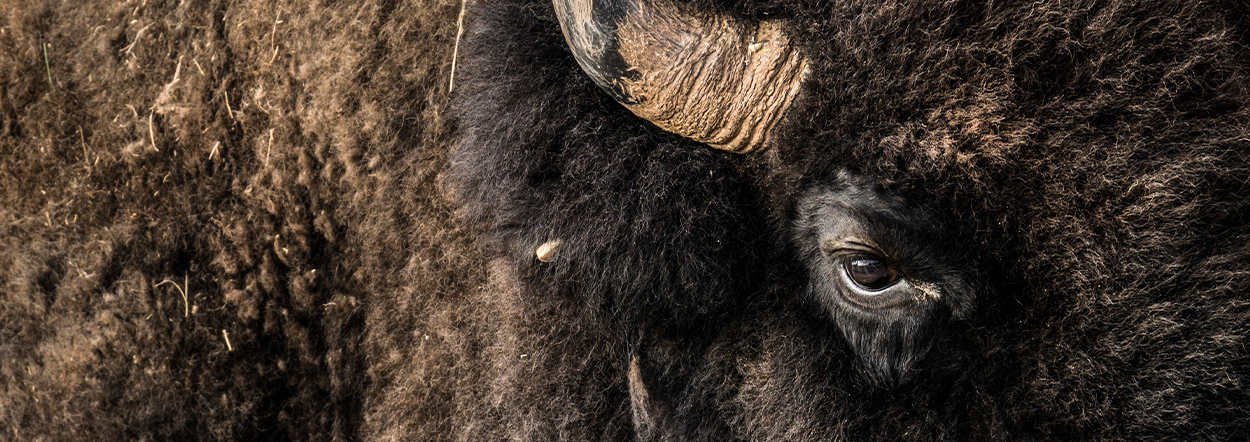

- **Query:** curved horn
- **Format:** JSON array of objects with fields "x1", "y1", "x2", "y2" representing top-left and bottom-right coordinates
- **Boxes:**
[{"x1": 553, "y1": 0, "x2": 807, "y2": 153}]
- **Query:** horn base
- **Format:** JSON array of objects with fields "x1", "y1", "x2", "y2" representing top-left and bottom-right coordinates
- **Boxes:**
[{"x1": 616, "y1": 13, "x2": 807, "y2": 153}]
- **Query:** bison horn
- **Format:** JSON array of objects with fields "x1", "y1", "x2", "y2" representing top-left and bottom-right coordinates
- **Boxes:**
[{"x1": 553, "y1": 0, "x2": 807, "y2": 153}]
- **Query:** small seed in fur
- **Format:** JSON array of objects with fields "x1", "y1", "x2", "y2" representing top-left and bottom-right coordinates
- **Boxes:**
[{"x1": 536, "y1": 240, "x2": 562, "y2": 262}]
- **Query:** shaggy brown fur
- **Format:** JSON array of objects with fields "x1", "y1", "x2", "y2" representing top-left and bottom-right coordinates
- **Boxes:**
[
  {"x1": 2, "y1": 0, "x2": 1248, "y2": 440},
  {"x1": 1, "y1": 0, "x2": 465, "y2": 439}
]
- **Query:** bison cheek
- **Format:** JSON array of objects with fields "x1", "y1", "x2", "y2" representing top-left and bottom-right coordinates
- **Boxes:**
[{"x1": 823, "y1": 295, "x2": 942, "y2": 385}]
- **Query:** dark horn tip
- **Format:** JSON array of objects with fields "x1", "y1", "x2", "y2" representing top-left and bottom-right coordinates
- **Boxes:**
[{"x1": 553, "y1": 0, "x2": 640, "y2": 104}]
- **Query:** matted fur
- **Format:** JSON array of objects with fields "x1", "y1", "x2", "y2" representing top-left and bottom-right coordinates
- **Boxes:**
[
  {"x1": 1, "y1": 0, "x2": 464, "y2": 439},
  {"x1": 2, "y1": 0, "x2": 1247, "y2": 441}
]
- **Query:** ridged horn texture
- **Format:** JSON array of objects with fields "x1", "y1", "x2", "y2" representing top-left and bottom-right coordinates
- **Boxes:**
[{"x1": 553, "y1": 0, "x2": 807, "y2": 153}]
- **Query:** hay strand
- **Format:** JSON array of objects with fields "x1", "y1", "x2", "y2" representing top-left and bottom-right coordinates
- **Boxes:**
[
  {"x1": 120, "y1": 24, "x2": 151, "y2": 56},
  {"x1": 222, "y1": 329, "x2": 233, "y2": 351},
  {"x1": 223, "y1": 90, "x2": 236, "y2": 121},
  {"x1": 449, "y1": 0, "x2": 468, "y2": 93},
  {"x1": 148, "y1": 112, "x2": 158, "y2": 152},
  {"x1": 155, "y1": 277, "x2": 189, "y2": 318},
  {"x1": 265, "y1": 128, "x2": 273, "y2": 167},
  {"x1": 42, "y1": 42, "x2": 53, "y2": 89}
]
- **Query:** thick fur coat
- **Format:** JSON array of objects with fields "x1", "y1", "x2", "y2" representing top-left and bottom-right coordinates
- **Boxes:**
[
  {"x1": 2, "y1": 0, "x2": 1247, "y2": 440},
  {"x1": 1, "y1": 0, "x2": 464, "y2": 439}
]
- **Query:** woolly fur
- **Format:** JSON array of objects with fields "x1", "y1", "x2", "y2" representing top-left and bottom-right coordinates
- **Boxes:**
[{"x1": 2, "y1": 0, "x2": 1248, "y2": 440}]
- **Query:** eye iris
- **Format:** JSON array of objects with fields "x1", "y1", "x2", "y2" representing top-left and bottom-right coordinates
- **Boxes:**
[{"x1": 845, "y1": 257, "x2": 897, "y2": 290}]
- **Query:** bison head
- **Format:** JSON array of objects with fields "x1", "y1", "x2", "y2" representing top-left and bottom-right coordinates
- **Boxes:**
[
  {"x1": 451, "y1": 0, "x2": 1250, "y2": 438},
  {"x1": 552, "y1": 0, "x2": 983, "y2": 384}
]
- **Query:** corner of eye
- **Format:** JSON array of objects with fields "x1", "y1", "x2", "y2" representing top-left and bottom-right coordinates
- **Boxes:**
[{"x1": 911, "y1": 281, "x2": 942, "y2": 300}]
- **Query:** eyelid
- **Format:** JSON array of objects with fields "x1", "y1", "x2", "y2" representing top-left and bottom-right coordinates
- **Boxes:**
[
  {"x1": 836, "y1": 262, "x2": 913, "y2": 308},
  {"x1": 821, "y1": 239, "x2": 883, "y2": 256},
  {"x1": 822, "y1": 239, "x2": 910, "y2": 284}
]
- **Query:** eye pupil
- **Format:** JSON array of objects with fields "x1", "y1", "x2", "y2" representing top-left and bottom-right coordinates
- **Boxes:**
[{"x1": 845, "y1": 257, "x2": 897, "y2": 290}]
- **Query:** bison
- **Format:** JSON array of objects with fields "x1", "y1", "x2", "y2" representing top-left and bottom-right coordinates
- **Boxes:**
[{"x1": 2, "y1": 0, "x2": 1247, "y2": 440}]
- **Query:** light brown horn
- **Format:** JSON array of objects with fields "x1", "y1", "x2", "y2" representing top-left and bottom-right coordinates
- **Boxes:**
[{"x1": 553, "y1": 0, "x2": 807, "y2": 153}]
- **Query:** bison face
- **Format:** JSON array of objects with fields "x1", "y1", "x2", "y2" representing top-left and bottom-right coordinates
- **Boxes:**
[
  {"x1": 550, "y1": 0, "x2": 986, "y2": 384},
  {"x1": 792, "y1": 173, "x2": 977, "y2": 384},
  {"x1": 447, "y1": 0, "x2": 1250, "y2": 438}
]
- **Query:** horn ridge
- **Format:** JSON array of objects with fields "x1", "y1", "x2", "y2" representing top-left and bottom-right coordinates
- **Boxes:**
[{"x1": 554, "y1": 0, "x2": 808, "y2": 153}]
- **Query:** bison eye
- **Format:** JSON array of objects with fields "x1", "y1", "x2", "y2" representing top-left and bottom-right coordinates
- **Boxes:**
[{"x1": 843, "y1": 255, "x2": 898, "y2": 291}]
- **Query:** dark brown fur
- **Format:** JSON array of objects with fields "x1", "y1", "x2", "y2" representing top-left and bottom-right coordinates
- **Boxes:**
[
  {"x1": 2, "y1": 0, "x2": 1247, "y2": 440},
  {"x1": 448, "y1": 0, "x2": 1250, "y2": 439}
]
